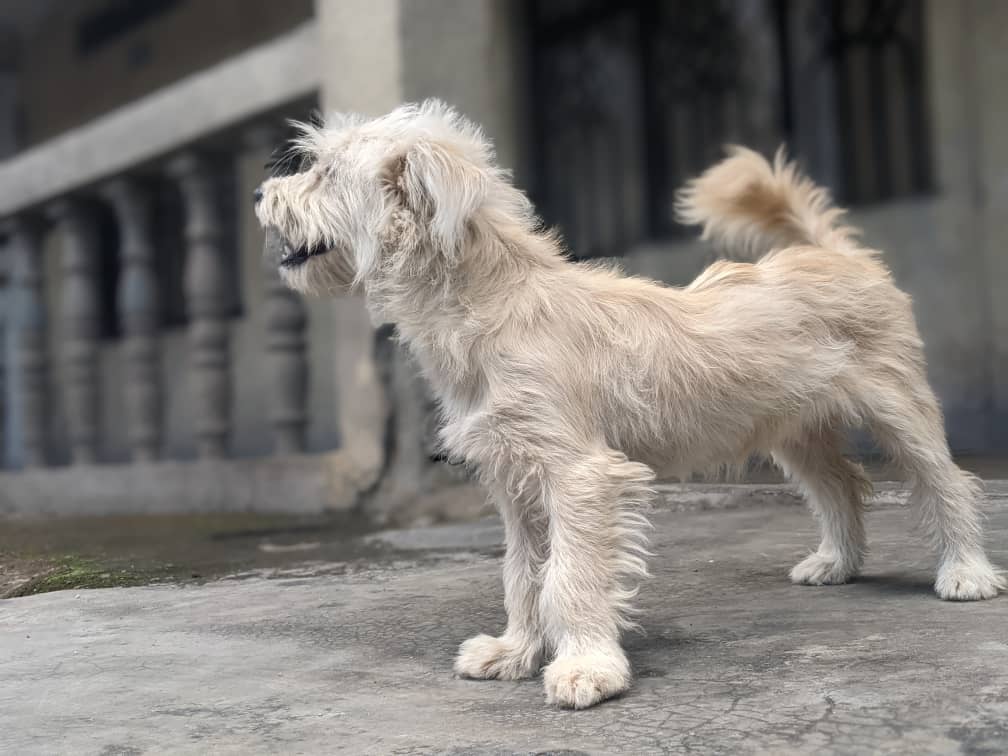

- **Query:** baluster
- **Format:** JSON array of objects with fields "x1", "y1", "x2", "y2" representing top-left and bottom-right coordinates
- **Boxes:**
[
  {"x1": 48, "y1": 200, "x2": 101, "y2": 465},
  {"x1": 4, "y1": 217, "x2": 48, "y2": 467},
  {"x1": 246, "y1": 125, "x2": 309, "y2": 453},
  {"x1": 0, "y1": 241, "x2": 8, "y2": 465},
  {"x1": 102, "y1": 179, "x2": 162, "y2": 461},
  {"x1": 169, "y1": 152, "x2": 231, "y2": 459},
  {"x1": 264, "y1": 261, "x2": 309, "y2": 453}
]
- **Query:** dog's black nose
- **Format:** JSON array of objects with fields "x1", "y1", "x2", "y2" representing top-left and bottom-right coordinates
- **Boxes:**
[{"x1": 253, "y1": 187, "x2": 264, "y2": 206}]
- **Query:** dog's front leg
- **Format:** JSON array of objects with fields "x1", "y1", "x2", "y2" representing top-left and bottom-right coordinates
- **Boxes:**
[
  {"x1": 539, "y1": 449, "x2": 654, "y2": 709},
  {"x1": 455, "y1": 484, "x2": 546, "y2": 680}
]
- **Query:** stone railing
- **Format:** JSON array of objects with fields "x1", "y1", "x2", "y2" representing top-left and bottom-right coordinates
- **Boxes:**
[
  {"x1": 0, "y1": 15, "x2": 496, "y2": 517},
  {"x1": 0, "y1": 105, "x2": 400, "y2": 519},
  {"x1": 0, "y1": 23, "x2": 325, "y2": 489},
  {"x1": 0, "y1": 127, "x2": 310, "y2": 468}
]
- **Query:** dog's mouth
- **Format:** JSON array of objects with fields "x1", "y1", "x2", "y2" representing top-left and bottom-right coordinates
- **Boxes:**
[
  {"x1": 264, "y1": 225, "x2": 330, "y2": 269},
  {"x1": 279, "y1": 240, "x2": 329, "y2": 268}
]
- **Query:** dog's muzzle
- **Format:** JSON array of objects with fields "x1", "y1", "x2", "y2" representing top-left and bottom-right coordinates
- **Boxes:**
[{"x1": 263, "y1": 225, "x2": 330, "y2": 269}]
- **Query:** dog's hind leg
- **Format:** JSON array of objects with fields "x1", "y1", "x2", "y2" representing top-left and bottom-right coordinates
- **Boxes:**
[
  {"x1": 537, "y1": 448, "x2": 654, "y2": 709},
  {"x1": 861, "y1": 370, "x2": 1005, "y2": 600},
  {"x1": 773, "y1": 429, "x2": 871, "y2": 586},
  {"x1": 454, "y1": 483, "x2": 547, "y2": 680}
]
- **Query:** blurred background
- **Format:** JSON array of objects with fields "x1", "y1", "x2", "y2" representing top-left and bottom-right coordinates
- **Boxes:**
[{"x1": 0, "y1": 0, "x2": 1006, "y2": 524}]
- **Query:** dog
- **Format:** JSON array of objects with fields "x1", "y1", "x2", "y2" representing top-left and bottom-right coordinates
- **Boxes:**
[{"x1": 255, "y1": 100, "x2": 1004, "y2": 709}]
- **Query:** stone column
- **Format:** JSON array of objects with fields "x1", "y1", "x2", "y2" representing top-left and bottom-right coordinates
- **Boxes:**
[
  {"x1": 0, "y1": 242, "x2": 8, "y2": 465},
  {"x1": 315, "y1": 0, "x2": 526, "y2": 508},
  {"x1": 264, "y1": 261, "x2": 309, "y2": 454},
  {"x1": 4, "y1": 217, "x2": 48, "y2": 467},
  {"x1": 48, "y1": 200, "x2": 102, "y2": 465},
  {"x1": 168, "y1": 152, "x2": 231, "y2": 459},
  {"x1": 102, "y1": 179, "x2": 162, "y2": 461},
  {"x1": 246, "y1": 126, "x2": 309, "y2": 454}
]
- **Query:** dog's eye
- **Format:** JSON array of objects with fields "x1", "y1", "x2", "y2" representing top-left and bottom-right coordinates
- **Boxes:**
[{"x1": 265, "y1": 145, "x2": 316, "y2": 177}]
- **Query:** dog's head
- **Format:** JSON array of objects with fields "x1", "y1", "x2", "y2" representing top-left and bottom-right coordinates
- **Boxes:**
[{"x1": 255, "y1": 99, "x2": 513, "y2": 297}]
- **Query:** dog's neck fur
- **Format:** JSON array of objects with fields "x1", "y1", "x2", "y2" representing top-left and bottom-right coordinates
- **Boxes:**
[{"x1": 366, "y1": 204, "x2": 566, "y2": 414}]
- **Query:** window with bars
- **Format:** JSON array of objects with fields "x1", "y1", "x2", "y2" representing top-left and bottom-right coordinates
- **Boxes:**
[
  {"x1": 785, "y1": 0, "x2": 933, "y2": 204},
  {"x1": 527, "y1": 0, "x2": 932, "y2": 258}
]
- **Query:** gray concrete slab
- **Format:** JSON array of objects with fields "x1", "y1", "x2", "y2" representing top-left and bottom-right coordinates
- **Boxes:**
[{"x1": 2, "y1": 495, "x2": 1007, "y2": 755}]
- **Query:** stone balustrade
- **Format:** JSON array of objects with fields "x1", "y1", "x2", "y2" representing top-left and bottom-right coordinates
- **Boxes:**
[
  {"x1": 0, "y1": 121, "x2": 314, "y2": 470},
  {"x1": 0, "y1": 16, "x2": 452, "y2": 514}
]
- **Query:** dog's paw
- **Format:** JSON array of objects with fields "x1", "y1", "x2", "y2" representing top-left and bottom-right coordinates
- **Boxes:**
[
  {"x1": 454, "y1": 633, "x2": 542, "y2": 680},
  {"x1": 935, "y1": 558, "x2": 1006, "y2": 601},
  {"x1": 789, "y1": 552, "x2": 858, "y2": 586},
  {"x1": 543, "y1": 648, "x2": 631, "y2": 709}
]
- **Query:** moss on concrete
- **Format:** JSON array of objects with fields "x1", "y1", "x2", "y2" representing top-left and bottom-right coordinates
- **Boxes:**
[
  {"x1": 4, "y1": 556, "x2": 155, "y2": 598},
  {"x1": 0, "y1": 511, "x2": 386, "y2": 599}
]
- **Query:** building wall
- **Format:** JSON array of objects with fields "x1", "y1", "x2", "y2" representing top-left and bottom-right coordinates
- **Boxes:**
[
  {"x1": 618, "y1": 0, "x2": 1008, "y2": 453},
  {"x1": 203, "y1": 0, "x2": 1008, "y2": 459},
  {"x1": 968, "y1": 0, "x2": 1008, "y2": 450},
  {"x1": 12, "y1": 0, "x2": 1008, "y2": 471},
  {"x1": 19, "y1": 0, "x2": 312, "y2": 145}
]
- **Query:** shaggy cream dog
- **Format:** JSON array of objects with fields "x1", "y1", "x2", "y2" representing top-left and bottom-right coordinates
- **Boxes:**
[{"x1": 254, "y1": 101, "x2": 1004, "y2": 709}]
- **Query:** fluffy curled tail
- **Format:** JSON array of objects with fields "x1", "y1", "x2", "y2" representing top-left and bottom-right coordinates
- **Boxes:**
[{"x1": 675, "y1": 146, "x2": 859, "y2": 259}]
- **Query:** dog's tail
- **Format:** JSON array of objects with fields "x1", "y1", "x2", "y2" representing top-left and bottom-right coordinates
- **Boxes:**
[{"x1": 674, "y1": 146, "x2": 859, "y2": 259}]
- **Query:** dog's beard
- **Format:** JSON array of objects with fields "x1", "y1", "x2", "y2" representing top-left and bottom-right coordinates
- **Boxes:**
[{"x1": 264, "y1": 225, "x2": 356, "y2": 295}]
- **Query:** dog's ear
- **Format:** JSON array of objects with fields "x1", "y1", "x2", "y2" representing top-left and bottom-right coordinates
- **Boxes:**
[{"x1": 394, "y1": 139, "x2": 488, "y2": 262}]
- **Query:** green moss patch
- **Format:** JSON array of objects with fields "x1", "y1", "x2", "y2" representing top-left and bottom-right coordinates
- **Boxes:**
[{"x1": 4, "y1": 556, "x2": 153, "y2": 598}]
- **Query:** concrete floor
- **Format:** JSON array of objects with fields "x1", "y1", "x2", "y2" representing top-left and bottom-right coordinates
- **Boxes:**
[{"x1": 2, "y1": 490, "x2": 1007, "y2": 755}]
